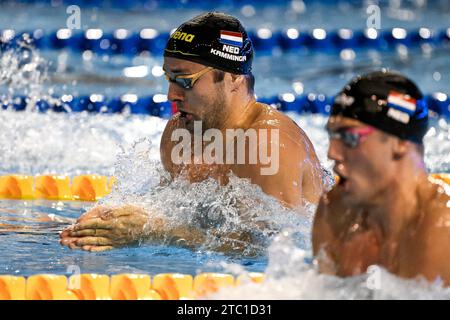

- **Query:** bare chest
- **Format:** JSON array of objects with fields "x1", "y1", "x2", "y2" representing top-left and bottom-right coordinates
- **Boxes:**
[{"x1": 333, "y1": 221, "x2": 419, "y2": 277}]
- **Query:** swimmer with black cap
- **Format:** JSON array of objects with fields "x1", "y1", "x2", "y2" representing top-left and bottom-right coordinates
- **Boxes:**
[
  {"x1": 312, "y1": 70, "x2": 450, "y2": 284},
  {"x1": 60, "y1": 12, "x2": 324, "y2": 253}
]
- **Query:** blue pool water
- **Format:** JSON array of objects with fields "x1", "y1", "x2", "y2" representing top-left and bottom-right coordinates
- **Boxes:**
[
  {"x1": 1, "y1": 1, "x2": 449, "y2": 97},
  {"x1": 1, "y1": 1, "x2": 450, "y2": 298},
  {"x1": 0, "y1": 110, "x2": 448, "y2": 279},
  {"x1": 0, "y1": 199, "x2": 268, "y2": 276}
]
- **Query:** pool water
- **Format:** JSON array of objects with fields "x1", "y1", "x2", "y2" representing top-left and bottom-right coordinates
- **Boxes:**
[
  {"x1": 1, "y1": 2, "x2": 449, "y2": 98},
  {"x1": 0, "y1": 199, "x2": 268, "y2": 276},
  {"x1": 0, "y1": 111, "x2": 448, "y2": 279}
]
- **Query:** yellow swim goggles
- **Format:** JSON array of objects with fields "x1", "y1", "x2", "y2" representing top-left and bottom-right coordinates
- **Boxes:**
[{"x1": 164, "y1": 66, "x2": 214, "y2": 89}]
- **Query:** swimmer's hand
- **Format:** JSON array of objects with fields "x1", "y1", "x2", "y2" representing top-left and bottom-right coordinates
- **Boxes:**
[{"x1": 59, "y1": 205, "x2": 150, "y2": 252}]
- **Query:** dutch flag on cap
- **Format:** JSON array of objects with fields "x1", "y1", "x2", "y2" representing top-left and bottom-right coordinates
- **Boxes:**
[
  {"x1": 219, "y1": 30, "x2": 243, "y2": 47},
  {"x1": 386, "y1": 91, "x2": 417, "y2": 124},
  {"x1": 387, "y1": 91, "x2": 417, "y2": 115}
]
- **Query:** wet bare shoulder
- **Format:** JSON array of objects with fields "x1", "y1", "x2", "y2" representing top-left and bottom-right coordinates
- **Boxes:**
[
  {"x1": 419, "y1": 179, "x2": 450, "y2": 232},
  {"x1": 413, "y1": 180, "x2": 450, "y2": 284},
  {"x1": 251, "y1": 103, "x2": 314, "y2": 153},
  {"x1": 252, "y1": 103, "x2": 301, "y2": 131}
]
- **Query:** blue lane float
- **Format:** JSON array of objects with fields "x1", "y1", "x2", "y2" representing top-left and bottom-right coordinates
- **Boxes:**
[
  {"x1": 7, "y1": 0, "x2": 448, "y2": 11},
  {"x1": 1, "y1": 27, "x2": 449, "y2": 55},
  {"x1": 1, "y1": 93, "x2": 449, "y2": 119},
  {"x1": 0, "y1": 0, "x2": 308, "y2": 10},
  {"x1": 279, "y1": 29, "x2": 311, "y2": 51}
]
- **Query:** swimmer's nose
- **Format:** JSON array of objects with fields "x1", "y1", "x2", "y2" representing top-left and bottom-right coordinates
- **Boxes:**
[
  {"x1": 167, "y1": 82, "x2": 184, "y2": 103},
  {"x1": 327, "y1": 139, "x2": 344, "y2": 162}
]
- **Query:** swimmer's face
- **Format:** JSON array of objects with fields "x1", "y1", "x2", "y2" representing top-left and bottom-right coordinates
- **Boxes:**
[
  {"x1": 163, "y1": 57, "x2": 228, "y2": 131},
  {"x1": 326, "y1": 116, "x2": 397, "y2": 206}
]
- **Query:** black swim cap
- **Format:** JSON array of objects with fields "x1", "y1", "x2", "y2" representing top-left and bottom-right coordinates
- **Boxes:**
[
  {"x1": 164, "y1": 12, "x2": 253, "y2": 75},
  {"x1": 331, "y1": 70, "x2": 429, "y2": 144}
]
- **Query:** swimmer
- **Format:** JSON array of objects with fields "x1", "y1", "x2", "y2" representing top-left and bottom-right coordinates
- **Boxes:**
[
  {"x1": 312, "y1": 71, "x2": 450, "y2": 284},
  {"x1": 60, "y1": 12, "x2": 324, "y2": 252}
]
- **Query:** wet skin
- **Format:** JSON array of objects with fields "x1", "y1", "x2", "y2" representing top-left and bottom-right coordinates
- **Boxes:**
[
  {"x1": 60, "y1": 57, "x2": 324, "y2": 252},
  {"x1": 312, "y1": 116, "x2": 450, "y2": 285}
]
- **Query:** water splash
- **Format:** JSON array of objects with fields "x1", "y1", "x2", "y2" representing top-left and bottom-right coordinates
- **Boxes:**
[
  {"x1": 208, "y1": 231, "x2": 450, "y2": 300},
  {"x1": 0, "y1": 111, "x2": 166, "y2": 175},
  {"x1": 100, "y1": 139, "x2": 315, "y2": 256},
  {"x1": 0, "y1": 34, "x2": 59, "y2": 110},
  {"x1": 424, "y1": 118, "x2": 450, "y2": 173}
]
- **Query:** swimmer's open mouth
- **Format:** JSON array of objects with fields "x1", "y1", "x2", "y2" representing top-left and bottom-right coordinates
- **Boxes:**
[
  {"x1": 179, "y1": 110, "x2": 194, "y2": 121},
  {"x1": 335, "y1": 171, "x2": 347, "y2": 186},
  {"x1": 179, "y1": 110, "x2": 188, "y2": 118}
]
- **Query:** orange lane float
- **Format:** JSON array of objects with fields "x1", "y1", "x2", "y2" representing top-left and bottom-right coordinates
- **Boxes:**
[
  {"x1": 0, "y1": 272, "x2": 265, "y2": 300},
  {"x1": 0, "y1": 174, "x2": 447, "y2": 201}
]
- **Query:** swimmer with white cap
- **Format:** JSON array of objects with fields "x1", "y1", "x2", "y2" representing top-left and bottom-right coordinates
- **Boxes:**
[
  {"x1": 60, "y1": 12, "x2": 324, "y2": 252},
  {"x1": 313, "y1": 70, "x2": 450, "y2": 284}
]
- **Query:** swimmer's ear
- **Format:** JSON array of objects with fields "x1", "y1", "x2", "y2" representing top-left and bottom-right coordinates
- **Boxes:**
[
  {"x1": 392, "y1": 138, "x2": 409, "y2": 160},
  {"x1": 229, "y1": 73, "x2": 245, "y2": 92}
]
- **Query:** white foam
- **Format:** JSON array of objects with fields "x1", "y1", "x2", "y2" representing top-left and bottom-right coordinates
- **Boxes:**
[{"x1": 208, "y1": 232, "x2": 450, "y2": 300}]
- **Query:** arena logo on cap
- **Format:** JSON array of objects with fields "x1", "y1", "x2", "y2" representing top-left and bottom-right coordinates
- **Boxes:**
[
  {"x1": 386, "y1": 91, "x2": 417, "y2": 124},
  {"x1": 171, "y1": 31, "x2": 195, "y2": 43}
]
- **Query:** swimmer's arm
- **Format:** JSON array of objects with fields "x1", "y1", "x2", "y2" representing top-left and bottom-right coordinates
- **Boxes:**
[
  {"x1": 142, "y1": 203, "x2": 264, "y2": 255},
  {"x1": 145, "y1": 219, "x2": 261, "y2": 255},
  {"x1": 60, "y1": 205, "x2": 206, "y2": 251},
  {"x1": 60, "y1": 205, "x2": 260, "y2": 254}
]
